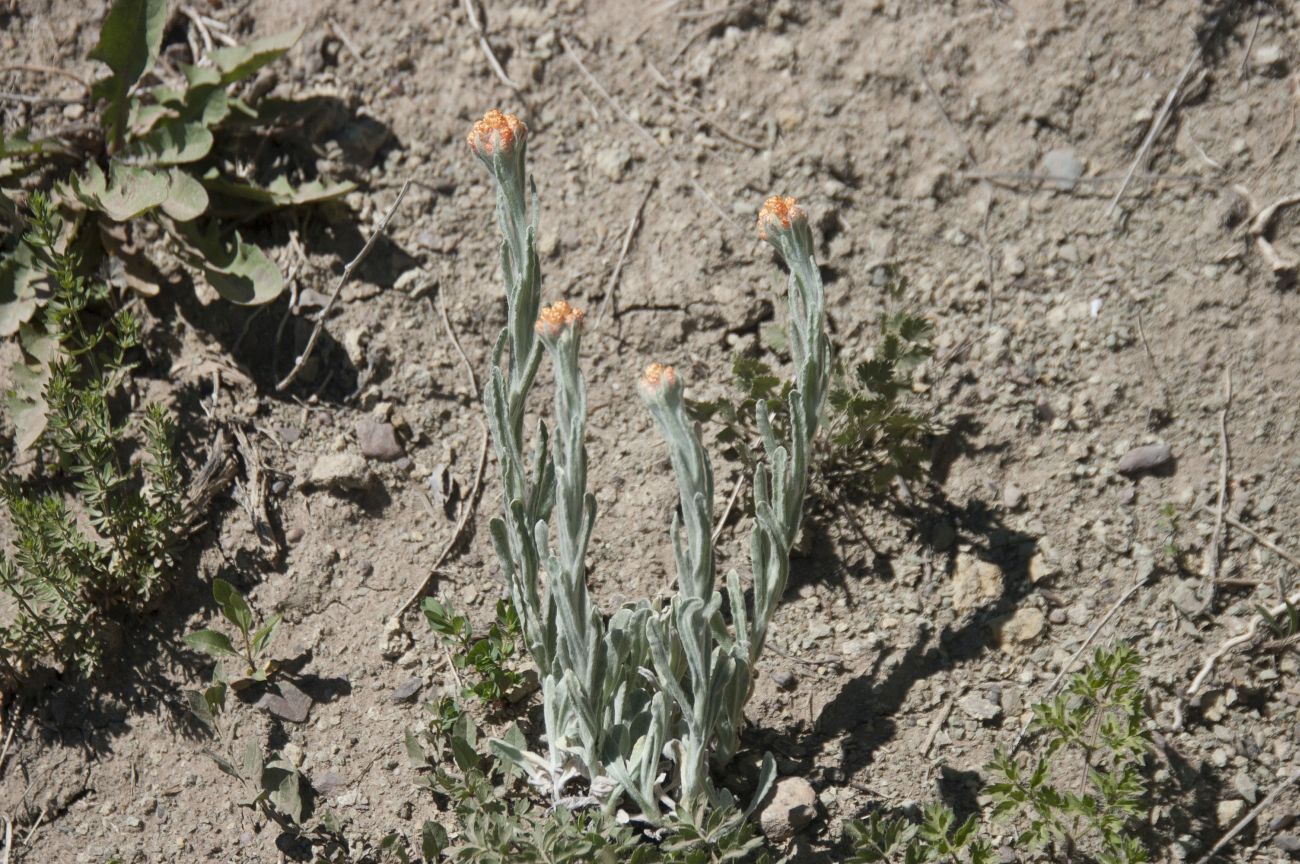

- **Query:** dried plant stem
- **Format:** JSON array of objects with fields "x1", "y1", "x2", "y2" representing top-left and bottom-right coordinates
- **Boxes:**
[
  {"x1": 0, "y1": 63, "x2": 88, "y2": 90},
  {"x1": 1186, "y1": 588, "x2": 1300, "y2": 699},
  {"x1": 1222, "y1": 514, "x2": 1300, "y2": 570},
  {"x1": 595, "y1": 179, "x2": 656, "y2": 328},
  {"x1": 395, "y1": 296, "x2": 488, "y2": 619},
  {"x1": 1106, "y1": 47, "x2": 1201, "y2": 217},
  {"x1": 277, "y1": 180, "x2": 410, "y2": 391},
  {"x1": 1197, "y1": 370, "x2": 1232, "y2": 614},
  {"x1": 560, "y1": 33, "x2": 735, "y2": 228},
  {"x1": 1010, "y1": 574, "x2": 1148, "y2": 753},
  {"x1": 1193, "y1": 770, "x2": 1300, "y2": 864}
]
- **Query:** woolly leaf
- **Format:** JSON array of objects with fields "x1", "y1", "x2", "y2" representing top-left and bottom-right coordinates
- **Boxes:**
[
  {"x1": 90, "y1": 0, "x2": 167, "y2": 145},
  {"x1": 124, "y1": 120, "x2": 214, "y2": 165},
  {"x1": 210, "y1": 27, "x2": 304, "y2": 84},
  {"x1": 74, "y1": 162, "x2": 170, "y2": 221}
]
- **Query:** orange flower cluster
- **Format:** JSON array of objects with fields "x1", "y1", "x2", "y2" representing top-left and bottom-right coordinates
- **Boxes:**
[
  {"x1": 640, "y1": 362, "x2": 678, "y2": 391},
  {"x1": 535, "y1": 299, "x2": 586, "y2": 337},
  {"x1": 757, "y1": 195, "x2": 806, "y2": 240},
  {"x1": 467, "y1": 109, "x2": 527, "y2": 157}
]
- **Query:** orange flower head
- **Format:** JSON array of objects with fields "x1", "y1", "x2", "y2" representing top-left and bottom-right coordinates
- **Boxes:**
[
  {"x1": 467, "y1": 109, "x2": 527, "y2": 158},
  {"x1": 535, "y1": 300, "x2": 586, "y2": 338},
  {"x1": 757, "y1": 195, "x2": 806, "y2": 240},
  {"x1": 639, "y1": 362, "x2": 679, "y2": 396}
]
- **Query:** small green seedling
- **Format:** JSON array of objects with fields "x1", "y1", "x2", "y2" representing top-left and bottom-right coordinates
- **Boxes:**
[
  {"x1": 185, "y1": 577, "x2": 282, "y2": 688},
  {"x1": 422, "y1": 596, "x2": 523, "y2": 704}
]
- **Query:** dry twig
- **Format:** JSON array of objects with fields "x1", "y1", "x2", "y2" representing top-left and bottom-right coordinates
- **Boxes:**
[
  {"x1": 1193, "y1": 770, "x2": 1300, "y2": 864},
  {"x1": 1011, "y1": 573, "x2": 1149, "y2": 753},
  {"x1": 0, "y1": 63, "x2": 88, "y2": 91},
  {"x1": 560, "y1": 33, "x2": 735, "y2": 228},
  {"x1": 595, "y1": 179, "x2": 656, "y2": 328},
  {"x1": 1198, "y1": 370, "x2": 1232, "y2": 613},
  {"x1": 395, "y1": 296, "x2": 489, "y2": 619},
  {"x1": 1106, "y1": 47, "x2": 1201, "y2": 217},
  {"x1": 1185, "y1": 588, "x2": 1300, "y2": 699},
  {"x1": 277, "y1": 181, "x2": 410, "y2": 391},
  {"x1": 462, "y1": 0, "x2": 528, "y2": 106}
]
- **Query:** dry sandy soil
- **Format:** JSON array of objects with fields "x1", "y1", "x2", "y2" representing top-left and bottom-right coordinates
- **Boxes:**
[{"x1": 3, "y1": 0, "x2": 1300, "y2": 861}]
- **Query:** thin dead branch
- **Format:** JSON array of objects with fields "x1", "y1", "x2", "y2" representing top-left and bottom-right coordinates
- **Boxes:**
[
  {"x1": 560, "y1": 33, "x2": 736, "y2": 229},
  {"x1": 1193, "y1": 770, "x2": 1300, "y2": 864},
  {"x1": 1106, "y1": 47, "x2": 1201, "y2": 217},
  {"x1": 277, "y1": 180, "x2": 410, "y2": 391},
  {"x1": 1186, "y1": 588, "x2": 1300, "y2": 699},
  {"x1": 395, "y1": 296, "x2": 490, "y2": 620},
  {"x1": 595, "y1": 178, "x2": 656, "y2": 328}
]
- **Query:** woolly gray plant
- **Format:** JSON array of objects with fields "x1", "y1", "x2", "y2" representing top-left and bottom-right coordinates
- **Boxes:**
[{"x1": 468, "y1": 111, "x2": 829, "y2": 826}]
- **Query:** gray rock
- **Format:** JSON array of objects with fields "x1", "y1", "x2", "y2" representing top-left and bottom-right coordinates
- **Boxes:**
[
  {"x1": 356, "y1": 419, "x2": 404, "y2": 462},
  {"x1": 1117, "y1": 442, "x2": 1172, "y2": 475},
  {"x1": 1275, "y1": 834, "x2": 1300, "y2": 854},
  {"x1": 316, "y1": 771, "x2": 346, "y2": 796},
  {"x1": 255, "y1": 679, "x2": 313, "y2": 724},
  {"x1": 770, "y1": 669, "x2": 797, "y2": 690},
  {"x1": 959, "y1": 692, "x2": 1003, "y2": 722},
  {"x1": 1041, "y1": 148, "x2": 1084, "y2": 190},
  {"x1": 308, "y1": 453, "x2": 373, "y2": 490},
  {"x1": 391, "y1": 677, "x2": 423, "y2": 703},
  {"x1": 1270, "y1": 813, "x2": 1298, "y2": 832},
  {"x1": 1217, "y1": 798, "x2": 1246, "y2": 827},
  {"x1": 759, "y1": 777, "x2": 818, "y2": 842}
]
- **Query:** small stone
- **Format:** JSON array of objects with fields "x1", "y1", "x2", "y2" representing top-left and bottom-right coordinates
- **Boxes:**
[
  {"x1": 951, "y1": 555, "x2": 1003, "y2": 612},
  {"x1": 1041, "y1": 148, "x2": 1085, "y2": 190},
  {"x1": 992, "y1": 607, "x2": 1047, "y2": 648},
  {"x1": 1233, "y1": 773, "x2": 1259, "y2": 803},
  {"x1": 1275, "y1": 834, "x2": 1300, "y2": 854},
  {"x1": 255, "y1": 679, "x2": 313, "y2": 724},
  {"x1": 1117, "y1": 442, "x2": 1172, "y2": 475},
  {"x1": 285, "y1": 526, "x2": 305, "y2": 544},
  {"x1": 391, "y1": 677, "x2": 423, "y2": 703},
  {"x1": 759, "y1": 777, "x2": 818, "y2": 842},
  {"x1": 594, "y1": 146, "x2": 631, "y2": 181},
  {"x1": 1217, "y1": 799, "x2": 1246, "y2": 827},
  {"x1": 307, "y1": 453, "x2": 373, "y2": 491},
  {"x1": 317, "y1": 771, "x2": 346, "y2": 796},
  {"x1": 1271, "y1": 814, "x2": 1298, "y2": 832},
  {"x1": 356, "y1": 419, "x2": 404, "y2": 462},
  {"x1": 1253, "y1": 44, "x2": 1286, "y2": 77},
  {"x1": 123, "y1": 815, "x2": 144, "y2": 832},
  {"x1": 958, "y1": 692, "x2": 1002, "y2": 722},
  {"x1": 1169, "y1": 579, "x2": 1204, "y2": 617},
  {"x1": 770, "y1": 669, "x2": 797, "y2": 690},
  {"x1": 1003, "y1": 483, "x2": 1024, "y2": 510}
]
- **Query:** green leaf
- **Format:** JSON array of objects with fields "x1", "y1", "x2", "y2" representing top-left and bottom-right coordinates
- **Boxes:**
[
  {"x1": 73, "y1": 162, "x2": 170, "y2": 221},
  {"x1": 201, "y1": 171, "x2": 356, "y2": 208},
  {"x1": 242, "y1": 740, "x2": 264, "y2": 780},
  {"x1": 184, "y1": 628, "x2": 238, "y2": 657},
  {"x1": 251, "y1": 614, "x2": 281, "y2": 655},
  {"x1": 90, "y1": 0, "x2": 167, "y2": 146},
  {"x1": 210, "y1": 27, "x2": 305, "y2": 84},
  {"x1": 422, "y1": 820, "x2": 448, "y2": 861},
  {"x1": 124, "y1": 120, "x2": 214, "y2": 165},
  {"x1": 176, "y1": 223, "x2": 285, "y2": 305},
  {"x1": 0, "y1": 242, "x2": 45, "y2": 337},
  {"x1": 212, "y1": 577, "x2": 254, "y2": 635},
  {"x1": 160, "y1": 169, "x2": 209, "y2": 221}
]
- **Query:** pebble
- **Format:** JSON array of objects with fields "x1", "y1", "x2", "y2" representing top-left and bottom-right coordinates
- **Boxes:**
[
  {"x1": 307, "y1": 453, "x2": 373, "y2": 490},
  {"x1": 958, "y1": 692, "x2": 1002, "y2": 722},
  {"x1": 759, "y1": 777, "x2": 818, "y2": 842},
  {"x1": 594, "y1": 146, "x2": 632, "y2": 181},
  {"x1": 770, "y1": 669, "x2": 797, "y2": 690},
  {"x1": 1217, "y1": 799, "x2": 1246, "y2": 827},
  {"x1": 992, "y1": 607, "x2": 1047, "y2": 648},
  {"x1": 951, "y1": 555, "x2": 1003, "y2": 613},
  {"x1": 1275, "y1": 834, "x2": 1300, "y2": 854},
  {"x1": 255, "y1": 679, "x2": 313, "y2": 724},
  {"x1": 391, "y1": 677, "x2": 423, "y2": 703},
  {"x1": 1002, "y1": 482, "x2": 1024, "y2": 510},
  {"x1": 356, "y1": 419, "x2": 404, "y2": 462},
  {"x1": 1117, "y1": 442, "x2": 1172, "y2": 475},
  {"x1": 1041, "y1": 148, "x2": 1084, "y2": 190},
  {"x1": 317, "y1": 771, "x2": 346, "y2": 796}
]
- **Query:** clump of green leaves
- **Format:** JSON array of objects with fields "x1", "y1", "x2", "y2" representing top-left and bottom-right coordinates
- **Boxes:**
[
  {"x1": 847, "y1": 805, "x2": 992, "y2": 864},
  {"x1": 185, "y1": 576, "x2": 282, "y2": 687},
  {"x1": 0, "y1": 193, "x2": 182, "y2": 678},
  {"x1": 846, "y1": 646, "x2": 1151, "y2": 864},
  {"x1": 405, "y1": 706, "x2": 768, "y2": 864},
  {"x1": 0, "y1": 0, "x2": 353, "y2": 324},
  {"x1": 422, "y1": 596, "x2": 524, "y2": 704},
  {"x1": 691, "y1": 271, "x2": 934, "y2": 502},
  {"x1": 986, "y1": 645, "x2": 1150, "y2": 864},
  {"x1": 185, "y1": 579, "x2": 306, "y2": 826}
]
